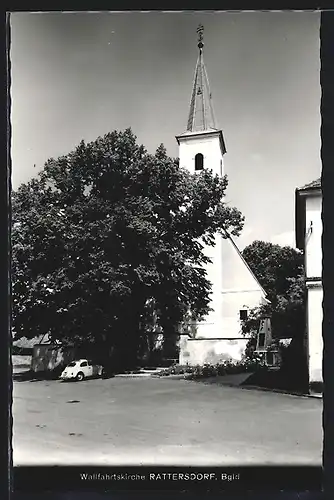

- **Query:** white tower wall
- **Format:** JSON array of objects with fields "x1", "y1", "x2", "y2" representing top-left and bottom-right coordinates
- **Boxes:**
[
  {"x1": 178, "y1": 131, "x2": 225, "y2": 339},
  {"x1": 178, "y1": 132, "x2": 224, "y2": 178},
  {"x1": 177, "y1": 131, "x2": 267, "y2": 364}
]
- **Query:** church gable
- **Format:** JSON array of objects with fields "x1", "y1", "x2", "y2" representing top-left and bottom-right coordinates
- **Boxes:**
[{"x1": 221, "y1": 235, "x2": 267, "y2": 297}]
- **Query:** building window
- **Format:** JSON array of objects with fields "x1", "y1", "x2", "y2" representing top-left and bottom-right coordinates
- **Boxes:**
[
  {"x1": 239, "y1": 309, "x2": 248, "y2": 321},
  {"x1": 195, "y1": 153, "x2": 204, "y2": 171}
]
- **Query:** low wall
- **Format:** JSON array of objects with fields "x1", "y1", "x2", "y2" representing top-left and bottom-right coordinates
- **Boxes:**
[
  {"x1": 179, "y1": 337, "x2": 249, "y2": 366},
  {"x1": 12, "y1": 355, "x2": 32, "y2": 373}
]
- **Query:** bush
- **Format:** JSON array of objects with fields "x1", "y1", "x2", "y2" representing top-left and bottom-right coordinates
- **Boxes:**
[{"x1": 156, "y1": 359, "x2": 264, "y2": 380}]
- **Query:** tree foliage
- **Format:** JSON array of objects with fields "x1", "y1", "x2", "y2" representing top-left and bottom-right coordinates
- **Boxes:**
[
  {"x1": 12, "y1": 129, "x2": 244, "y2": 367},
  {"x1": 241, "y1": 240, "x2": 306, "y2": 341},
  {"x1": 242, "y1": 240, "x2": 304, "y2": 304}
]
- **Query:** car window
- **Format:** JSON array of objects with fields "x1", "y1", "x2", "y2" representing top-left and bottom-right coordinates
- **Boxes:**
[
  {"x1": 80, "y1": 361, "x2": 88, "y2": 367},
  {"x1": 68, "y1": 362, "x2": 76, "y2": 367}
]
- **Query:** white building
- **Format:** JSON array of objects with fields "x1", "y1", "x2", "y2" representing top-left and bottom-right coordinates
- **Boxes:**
[
  {"x1": 295, "y1": 178, "x2": 322, "y2": 387},
  {"x1": 176, "y1": 26, "x2": 268, "y2": 366}
]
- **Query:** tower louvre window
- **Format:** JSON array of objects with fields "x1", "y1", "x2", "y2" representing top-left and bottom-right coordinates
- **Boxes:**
[{"x1": 195, "y1": 153, "x2": 204, "y2": 171}]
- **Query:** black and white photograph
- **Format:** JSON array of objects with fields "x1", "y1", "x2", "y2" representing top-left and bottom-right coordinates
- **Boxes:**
[{"x1": 9, "y1": 9, "x2": 323, "y2": 487}]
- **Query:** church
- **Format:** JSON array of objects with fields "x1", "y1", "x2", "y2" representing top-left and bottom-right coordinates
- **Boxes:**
[{"x1": 176, "y1": 26, "x2": 268, "y2": 366}]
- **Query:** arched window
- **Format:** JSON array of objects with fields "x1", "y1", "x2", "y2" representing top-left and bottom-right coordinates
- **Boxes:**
[{"x1": 195, "y1": 153, "x2": 204, "y2": 171}]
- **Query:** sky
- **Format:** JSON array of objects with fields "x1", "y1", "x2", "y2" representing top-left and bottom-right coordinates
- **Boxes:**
[{"x1": 9, "y1": 11, "x2": 321, "y2": 250}]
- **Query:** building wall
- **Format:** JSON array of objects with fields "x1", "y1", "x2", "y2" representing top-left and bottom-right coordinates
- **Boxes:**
[
  {"x1": 178, "y1": 132, "x2": 224, "y2": 178},
  {"x1": 196, "y1": 233, "x2": 224, "y2": 338},
  {"x1": 179, "y1": 132, "x2": 225, "y2": 343},
  {"x1": 304, "y1": 192, "x2": 322, "y2": 385},
  {"x1": 179, "y1": 336, "x2": 249, "y2": 365},
  {"x1": 220, "y1": 289, "x2": 266, "y2": 338},
  {"x1": 305, "y1": 194, "x2": 322, "y2": 279},
  {"x1": 307, "y1": 285, "x2": 323, "y2": 383},
  {"x1": 193, "y1": 235, "x2": 267, "y2": 340},
  {"x1": 220, "y1": 237, "x2": 267, "y2": 338},
  {"x1": 178, "y1": 132, "x2": 266, "y2": 364}
]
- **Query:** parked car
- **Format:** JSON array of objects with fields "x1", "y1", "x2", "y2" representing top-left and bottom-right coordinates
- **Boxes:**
[{"x1": 60, "y1": 359, "x2": 105, "y2": 381}]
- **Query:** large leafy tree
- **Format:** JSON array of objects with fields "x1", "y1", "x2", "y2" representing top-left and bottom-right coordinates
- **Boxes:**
[
  {"x1": 12, "y1": 129, "x2": 244, "y2": 368},
  {"x1": 242, "y1": 240, "x2": 304, "y2": 304},
  {"x1": 241, "y1": 240, "x2": 306, "y2": 352},
  {"x1": 241, "y1": 241, "x2": 308, "y2": 388}
]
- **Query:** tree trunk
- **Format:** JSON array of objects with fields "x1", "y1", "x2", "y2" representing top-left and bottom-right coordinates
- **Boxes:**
[
  {"x1": 116, "y1": 297, "x2": 145, "y2": 371},
  {"x1": 161, "y1": 316, "x2": 179, "y2": 361}
]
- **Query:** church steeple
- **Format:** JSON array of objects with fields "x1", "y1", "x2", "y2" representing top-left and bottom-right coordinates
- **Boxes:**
[
  {"x1": 176, "y1": 24, "x2": 226, "y2": 168},
  {"x1": 186, "y1": 24, "x2": 217, "y2": 133}
]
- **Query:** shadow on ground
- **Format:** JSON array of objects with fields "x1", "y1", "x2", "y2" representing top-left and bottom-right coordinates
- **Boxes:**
[
  {"x1": 189, "y1": 373, "x2": 252, "y2": 387},
  {"x1": 13, "y1": 370, "x2": 115, "y2": 382},
  {"x1": 241, "y1": 368, "x2": 309, "y2": 394},
  {"x1": 187, "y1": 367, "x2": 312, "y2": 396}
]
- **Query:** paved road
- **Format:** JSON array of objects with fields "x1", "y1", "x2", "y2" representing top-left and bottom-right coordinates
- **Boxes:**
[{"x1": 12, "y1": 376, "x2": 322, "y2": 466}]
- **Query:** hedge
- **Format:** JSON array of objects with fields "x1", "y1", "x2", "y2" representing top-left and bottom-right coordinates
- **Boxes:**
[{"x1": 155, "y1": 359, "x2": 267, "y2": 380}]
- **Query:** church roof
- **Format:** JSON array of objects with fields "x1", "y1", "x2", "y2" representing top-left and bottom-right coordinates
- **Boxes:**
[
  {"x1": 185, "y1": 25, "x2": 218, "y2": 134},
  {"x1": 175, "y1": 128, "x2": 227, "y2": 154},
  {"x1": 226, "y1": 232, "x2": 269, "y2": 300},
  {"x1": 295, "y1": 177, "x2": 321, "y2": 250},
  {"x1": 297, "y1": 177, "x2": 321, "y2": 192},
  {"x1": 178, "y1": 128, "x2": 219, "y2": 138}
]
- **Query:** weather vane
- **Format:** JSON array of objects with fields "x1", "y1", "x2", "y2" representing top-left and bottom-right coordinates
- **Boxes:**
[{"x1": 197, "y1": 24, "x2": 204, "y2": 50}]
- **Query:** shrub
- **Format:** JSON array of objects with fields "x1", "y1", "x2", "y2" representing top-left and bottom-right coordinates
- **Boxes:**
[{"x1": 156, "y1": 359, "x2": 264, "y2": 379}]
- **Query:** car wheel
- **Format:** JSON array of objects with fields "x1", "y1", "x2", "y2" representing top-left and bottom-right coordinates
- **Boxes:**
[
  {"x1": 100, "y1": 368, "x2": 106, "y2": 378},
  {"x1": 76, "y1": 372, "x2": 84, "y2": 382}
]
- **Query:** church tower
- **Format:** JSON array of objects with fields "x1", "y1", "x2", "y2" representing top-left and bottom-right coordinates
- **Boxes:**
[
  {"x1": 176, "y1": 25, "x2": 268, "y2": 365},
  {"x1": 176, "y1": 24, "x2": 226, "y2": 180},
  {"x1": 176, "y1": 24, "x2": 226, "y2": 340}
]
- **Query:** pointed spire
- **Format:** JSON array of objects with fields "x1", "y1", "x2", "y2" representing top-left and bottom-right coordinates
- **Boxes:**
[{"x1": 186, "y1": 25, "x2": 217, "y2": 133}]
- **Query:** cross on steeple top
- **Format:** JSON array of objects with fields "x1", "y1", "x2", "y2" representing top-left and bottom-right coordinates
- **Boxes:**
[
  {"x1": 186, "y1": 24, "x2": 217, "y2": 133},
  {"x1": 197, "y1": 23, "x2": 204, "y2": 49}
]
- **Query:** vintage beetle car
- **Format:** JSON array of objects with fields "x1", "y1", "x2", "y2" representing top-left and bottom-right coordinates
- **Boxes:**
[{"x1": 60, "y1": 359, "x2": 105, "y2": 381}]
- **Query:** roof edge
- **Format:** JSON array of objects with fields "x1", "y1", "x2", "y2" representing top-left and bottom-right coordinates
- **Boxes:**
[
  {"x1": 224, "y1": 231, "x2": 270, "y2": 301},
  {"x1": 176, "y1": 129, "x2": 226, "y2": 155},
  {"x1": 297, "y1": 178, "x2": 321, "y2": 192}
]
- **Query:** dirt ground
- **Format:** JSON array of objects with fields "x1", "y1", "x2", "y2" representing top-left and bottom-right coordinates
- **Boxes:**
[{"x1": 12, "y1": 374, "x2": 322, "y2": 466}]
